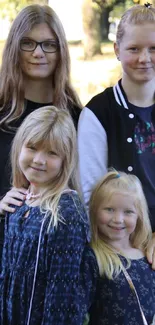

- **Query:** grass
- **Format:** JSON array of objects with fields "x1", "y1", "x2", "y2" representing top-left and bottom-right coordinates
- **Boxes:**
[{"x1": 0, "y1": 40, "x2": 121, "y2": 105}]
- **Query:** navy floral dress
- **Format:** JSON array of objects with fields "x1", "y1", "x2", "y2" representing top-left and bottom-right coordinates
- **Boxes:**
[
  {"x1": 0, "y1": 191, "x2": 90, "y2": 325},
  {"x1": 81, "y1": 246, "x2": 155, "y2": 325}
]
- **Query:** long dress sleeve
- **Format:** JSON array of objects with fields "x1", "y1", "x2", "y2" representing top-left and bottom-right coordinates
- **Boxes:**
[
  {"x1": 41, "y1": 191, "x2": 91, "y2": 325},
  {"x1": 0, "y1": 213, "x2": 9, "y2": 323}
]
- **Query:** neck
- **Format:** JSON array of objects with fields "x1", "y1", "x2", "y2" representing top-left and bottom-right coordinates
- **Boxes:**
[
  {"x1": 122, "y1": 76, "x2": 155, "y2": 107},
  {"x1": 24, "y1": 78, "x2": 54, "y2": 103},
  {"x1": 108, "y1": 239, "x2": 144, "y2": 259},
  {"x1": 108, "y1": 238, "x2": 132, "y2": 253},
  {"x1": 28, "y1": 183, "x2": 43, "y2": 196}
]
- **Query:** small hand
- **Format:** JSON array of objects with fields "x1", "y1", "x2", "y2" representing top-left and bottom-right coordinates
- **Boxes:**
[
  {"x1": 0, "y1": 187, "x2": 27, "y2": 215},
  {"x1": 146, "y1": 232, "x2": 155, "y2": 270}
]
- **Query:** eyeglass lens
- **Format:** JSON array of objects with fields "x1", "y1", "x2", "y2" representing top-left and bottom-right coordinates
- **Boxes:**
[{"x1": 20, "y1": 38, "x2": 58, "y2": 53}]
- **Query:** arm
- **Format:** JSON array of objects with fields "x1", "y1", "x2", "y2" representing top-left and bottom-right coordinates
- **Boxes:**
[
  {"x1": 0, "y1": 187, "x2": 27, "y2": 215},
  {"x1": 78, "y1": 107, "x2": 108, "y2": 208},
  {"x1": 41, "y1": 193, "x2": 92, "y2": 325},
  {"x1": 0, "y1": 213, "x2": 9, "y2": 320}
]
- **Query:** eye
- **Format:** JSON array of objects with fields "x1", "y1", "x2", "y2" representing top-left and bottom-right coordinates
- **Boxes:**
[
  {"x1": 48, "y1": 150, "x2": 58, "y2": 156},
  {"x1": 43, "y1": 41, "x2": 58, "y2": 51},
  {"x1": 124, "y1": 209, "x2": 134, "y2": 215},
  {"x1": 20, "y1": 38, "x2": 35, "y2": 49},
  {"x1": 22, "y1": 40, "x2": 33, "y2": 46},
  {"x1": 129, "y1": 47, "x2": 138, "y2": 52},
  {"x1": 150, "y1": 47, "x2": 155, "y2": 51},
  {"x1": 26, "y1": 144, "x2": 36, "y2": 150},
  {"x1": 104, "y1": 207, "x2": 114, "y2": 212}
]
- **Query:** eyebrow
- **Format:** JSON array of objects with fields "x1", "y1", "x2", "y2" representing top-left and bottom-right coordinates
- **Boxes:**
[{"x1": 22, "y1": 37, "x2": 57, "y2": 42}]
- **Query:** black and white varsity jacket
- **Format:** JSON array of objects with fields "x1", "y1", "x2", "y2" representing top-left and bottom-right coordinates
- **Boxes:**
[{"x1": 78, "y1": 80, "x2": 155, "y2": 208}]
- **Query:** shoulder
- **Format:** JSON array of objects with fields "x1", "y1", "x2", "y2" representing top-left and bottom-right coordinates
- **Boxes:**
[
  {"x1": 58, "y1": 190, "x2": 90, "y2": 239},
  {"x1": 86, "y1": 87, "x2": 114, "y2": 111},
  {"x1": 59, "y1": 190, "x2": 87, "y2": 219},
  {"x1": 82, "y1": 87, "x2": 119, "y2": 129}
]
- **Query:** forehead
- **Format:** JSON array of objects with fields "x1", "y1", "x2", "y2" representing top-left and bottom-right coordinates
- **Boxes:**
[
  {"x1": 23, "y1": 22, "x2": 56, "y2": 41},
  {"x1": 120, "y1": 23, "x2": 155, "y2": 46},
  {"x1": 100, "y1": 193, "x2": 135, "y2": 208},
  {"x1": 26, "y1": 139, "x2": 58, "y2": 151}
]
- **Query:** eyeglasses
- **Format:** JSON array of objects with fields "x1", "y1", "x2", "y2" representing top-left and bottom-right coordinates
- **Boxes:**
[{"x1": 20, "y1": 38, "x2": 59, "y2": 53}]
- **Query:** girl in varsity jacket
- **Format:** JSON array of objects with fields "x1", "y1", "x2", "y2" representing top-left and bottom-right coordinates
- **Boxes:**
[{"x1": 78, "y1": 3, "x2": 155, "y2": 265}]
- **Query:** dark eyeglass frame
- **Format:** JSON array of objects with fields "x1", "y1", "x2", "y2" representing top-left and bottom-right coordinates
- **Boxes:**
[{"x1": 20, "y1": 38, "x2": 59, "y2": 53}]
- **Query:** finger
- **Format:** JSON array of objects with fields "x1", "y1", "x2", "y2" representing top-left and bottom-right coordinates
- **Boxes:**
[
  {"x1": 146, "y1": 242, "x2": 153, "y2": 264},
  {"x1": 6, "y1": 191, "x2": 26, "y2": 201},
  {"x1": 4, "y1": 198, "x2": 24, "y2": 207},
  {"x1": 152, "y1": 249, "x2": 155, "y2": 270},
  {"x1": 3, "y1": 206, "x2": 16, "y2": 213},
  {"x1": 0, "y1": 203, "x2": 16, "y2": 214},
  {"x1": 17, "y1": 188, "x2": 28, "y2": 195}
]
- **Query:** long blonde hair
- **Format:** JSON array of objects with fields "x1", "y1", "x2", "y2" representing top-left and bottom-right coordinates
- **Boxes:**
[
  {"x1": 11, "y1": 106, "x2": 79, "y2": 230},
  {"x1": 90, "y1": 170, "x2": 152, "y2": 279},
  {"x1": 116, "y1": 4, "x2": 155, "y2": 45},
  {"x1": 0, "y1": 4, "x2": 81, "y2": 130}
]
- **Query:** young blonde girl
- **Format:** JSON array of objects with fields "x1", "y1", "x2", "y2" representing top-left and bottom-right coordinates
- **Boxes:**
[
  {"x1": 0, "y1": 106, "x2": 89, "y2": 325},
  {"x1": 83, "y1": 170, "x2": 155, "y2": 325}
]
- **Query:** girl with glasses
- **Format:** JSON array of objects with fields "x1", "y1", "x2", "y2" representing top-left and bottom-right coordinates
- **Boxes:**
[{"x1": 0, "y1": 4, "x2": 81, "y2": 268}]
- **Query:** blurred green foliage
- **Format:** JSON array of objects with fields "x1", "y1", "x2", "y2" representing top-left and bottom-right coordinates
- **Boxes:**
[{"x1": 0, "y1": 0, "x2": 48, "y2": 20}]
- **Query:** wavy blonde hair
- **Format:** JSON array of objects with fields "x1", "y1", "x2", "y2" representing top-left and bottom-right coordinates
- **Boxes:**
[
  {"x1": 90, "y1": 170, "x2": 152, "y2": 279},
  {"x1": 11, "y1": 106, "x2": 79, "y2": 230},
  {"x1": 0, "y1": 4, "x2": 81, "y2": 130},
  {"x1": 116, "y1": 4, "x2": 155, "y2": 45}
]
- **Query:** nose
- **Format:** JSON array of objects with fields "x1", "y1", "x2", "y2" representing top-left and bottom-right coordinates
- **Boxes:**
[
  {"x1": 32, "y1": 44, "x2": 45, "y2": 58},
  {"x1": 33, "y1": 151, "x2": 46, "y2": 165},
  {"x1": 138, "y1": 49, "x2": 151, "y2": 63},
  {"x1": 113, "y1": 212, "x2": 124, "y2": 223}
]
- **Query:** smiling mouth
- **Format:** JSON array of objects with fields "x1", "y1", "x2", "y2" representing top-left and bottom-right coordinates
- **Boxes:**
[
  {"x1": 108, "y1": 226, "x2": 125, "y2": 230},
  {"x1": 136, "y1": 67, "x2": 153, "y2": 69},
  {"x1": 30, "y1": 166, "x2": 46, "y2": 172},
  {"x1": 29, "y1": 63, "x2": 47, "y2": 65}
]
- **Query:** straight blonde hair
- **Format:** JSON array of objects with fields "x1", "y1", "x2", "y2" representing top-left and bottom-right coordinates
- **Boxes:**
[
  {"x1": 116, "y1": 4, "x2": 155, "y2": 45},
  {"x1": 11, "y1": 105, "x2": 79, "y2": 231},
  {"x1": 90, "y1": 170, "x2": 152, "y2": 279}
]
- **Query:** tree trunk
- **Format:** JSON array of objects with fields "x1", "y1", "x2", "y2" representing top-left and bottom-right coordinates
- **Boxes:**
[
  {"x1": 100, "y1": 7, "x2": 111, "y2": 40},
  {"x1": 82, "y1": 0, "x2": 102, "y2": 59}
]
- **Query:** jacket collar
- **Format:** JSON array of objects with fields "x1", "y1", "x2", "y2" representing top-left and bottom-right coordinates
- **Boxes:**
[{"x1": 113, "y1": 80, "x2": 129, "y2": 109}]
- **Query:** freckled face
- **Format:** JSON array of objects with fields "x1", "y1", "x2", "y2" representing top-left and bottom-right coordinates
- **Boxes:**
[
  {"x1": 114, "y1": 23, "x2": 155, "y2": 84},
  {"x1": 96, "y1": 194, "x2": 138, "y2": 246},
  {"x1": 20, "y1": 23, "x2": 59, "y2": 82}
]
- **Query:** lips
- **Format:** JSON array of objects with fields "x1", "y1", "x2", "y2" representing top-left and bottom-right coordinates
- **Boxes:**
[
  {"x1": 108, "y1": 225, "x2": 125, "y2": 230},
  {"x1": 29, "y1": 62, "x2": 47, "y2": 65},
  {"x1": 136, "y1": 67, "x2": 153, "y2": 69},
  {"x1": 30, "y1": 166, "x2": 46, "y2": 172}
]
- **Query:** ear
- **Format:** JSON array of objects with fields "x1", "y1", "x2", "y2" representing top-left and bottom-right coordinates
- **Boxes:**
[{"x1": 114, "y1": 42, "x2": 120, "y2": 60}]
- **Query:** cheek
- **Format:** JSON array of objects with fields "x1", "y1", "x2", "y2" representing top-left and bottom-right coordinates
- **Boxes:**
[
  {"x1": 121, "y1": 55, "x2": 136, "y2": 67},
  {"x1": 126, "y1": 217, "x2": 138, "y2": 231},
  {"x1": 18, "y1": 154, "x2": 24, "y2": 170},
  {"x1": 97, "y1": 212, "x2": 110, "y2": 225},
  {"x1": 49, "y1": 53, "x2": 59, "y2": 68},
  {"x1": 20, "y1": 53, "x2": 30, "y2": 71}
]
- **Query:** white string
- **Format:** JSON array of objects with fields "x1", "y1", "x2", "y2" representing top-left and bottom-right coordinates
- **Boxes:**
[{"x1": 26, "y1": 216, "x2": 48, "y2": 325}]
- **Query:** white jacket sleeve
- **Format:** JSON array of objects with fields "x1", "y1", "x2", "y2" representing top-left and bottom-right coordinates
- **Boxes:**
[{"x1": 78, "y1": 107, "x2": 108, "y2": 208}]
